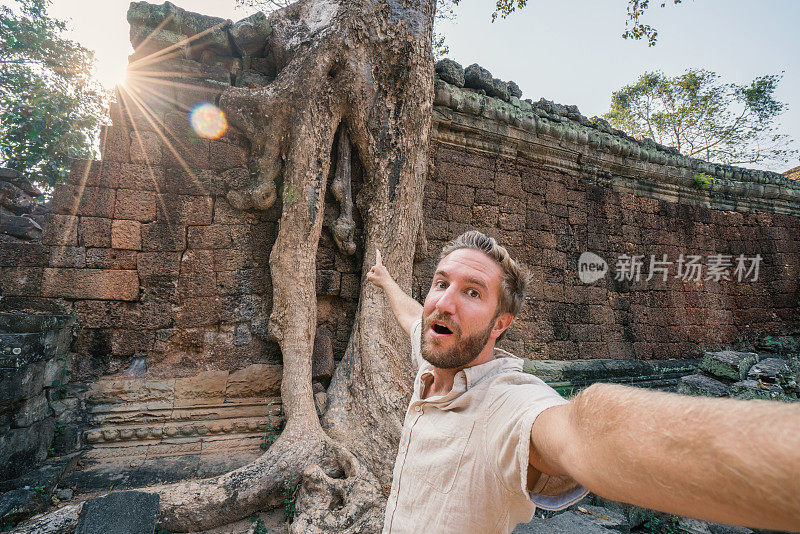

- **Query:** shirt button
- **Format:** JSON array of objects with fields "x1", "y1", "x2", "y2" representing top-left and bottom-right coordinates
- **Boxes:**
[{"x1": 415, "y1": 405, "x2": 422, "y2": 412}]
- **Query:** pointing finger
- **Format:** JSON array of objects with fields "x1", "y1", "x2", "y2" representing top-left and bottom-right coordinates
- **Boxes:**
[{"x1": 376, "y1": 249, "x2": 383, "y2": 267}]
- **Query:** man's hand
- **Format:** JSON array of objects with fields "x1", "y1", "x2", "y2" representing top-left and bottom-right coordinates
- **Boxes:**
[
  {"x1": 366, "y1": 249, "x2": 392, "y2": 289},
  {"x1": 366, "y1": 249, "x2": 422, "y2": 336}
]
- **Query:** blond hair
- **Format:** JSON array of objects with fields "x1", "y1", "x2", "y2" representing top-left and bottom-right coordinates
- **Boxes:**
[{"x1": 439, "y1": 231, "x2": 529, "y2": 317}]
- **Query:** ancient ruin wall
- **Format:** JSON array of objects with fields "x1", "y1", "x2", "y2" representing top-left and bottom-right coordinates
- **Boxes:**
[{"x1": 1, "y1": 8, "x2": 799, "y2": 466}]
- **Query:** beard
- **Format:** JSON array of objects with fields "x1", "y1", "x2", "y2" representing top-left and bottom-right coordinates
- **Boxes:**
[{"x1": 420, "y1": 311, "x2": 495, "y2": 369}]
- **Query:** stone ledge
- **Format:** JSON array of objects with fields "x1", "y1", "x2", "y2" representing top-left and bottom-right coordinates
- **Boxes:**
[
  {"x1": 40, "y1": 268, "x2": 139, "y2": 301},
  {"x1": 432, "y1": 80, "x2": 800, "y2": 215}
]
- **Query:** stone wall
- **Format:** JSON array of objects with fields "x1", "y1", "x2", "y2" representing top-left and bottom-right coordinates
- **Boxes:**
[{"x1": 1, "y1": 4, "x2": 799, "y2": 471}]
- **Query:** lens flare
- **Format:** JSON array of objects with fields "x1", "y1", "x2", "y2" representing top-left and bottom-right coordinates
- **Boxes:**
[{"x1": 189, "y1": 102, "x2": 227, "y2": 139}]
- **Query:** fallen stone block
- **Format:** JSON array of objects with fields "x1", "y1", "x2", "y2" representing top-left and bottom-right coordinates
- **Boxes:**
[
  {"x1": 75, "y1": 490, "x2": 159, "y2": 534},
  {"x1": 730, "y1": 380, "x2": 788, "y2": 402},
  {"x1": 677, "y1": 374, "x2": 729, "y2": 397},
  {"x1": 698, "y1": 351, "x2": 758, "y2": 381}
]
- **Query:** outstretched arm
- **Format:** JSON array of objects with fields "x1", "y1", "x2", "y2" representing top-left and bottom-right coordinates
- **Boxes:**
[
  {"x1": 366, "y1": 250, "x2": 423, "y2": 336},
  {"x1": 529, "y1": 383, "x2": 800, "y2": 532}
]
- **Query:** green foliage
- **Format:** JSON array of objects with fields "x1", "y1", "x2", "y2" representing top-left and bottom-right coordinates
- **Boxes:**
[
  {"x1": 249, "y1": 514, "x2": 269, "y2": 534},
  {"x1": 33, "y1": 485, "x2": 46, "y2": 495},
  {"x1": 54, "y1": 421, "x2": 66, "y2": 436},
  {"x1": 693, "y1": 172, "x2": 713, "y2": 190},
  {"x1": 260, "y1": 419, "x2": 284, "y2": 451},
  {"x1": 0, "y1": 0, "x2": 108, "y2": 189},
  {"x1": 282, "y1": 476, "x2": 299, "y2": 523},
  {"x1": 605, "y1": 69, "x2": 796, "y2": 167},
  {"x1": 622, "y1": 0, "x2": 683, "y2": 46}
]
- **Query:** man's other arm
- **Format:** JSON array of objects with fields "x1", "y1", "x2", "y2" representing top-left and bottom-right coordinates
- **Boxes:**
[
  {"x1": 528, "y1": 383, "x2": 800, "y2": 532},
  {"x1": 366, "y1": 250, "x2": 422, "y2": 336}
]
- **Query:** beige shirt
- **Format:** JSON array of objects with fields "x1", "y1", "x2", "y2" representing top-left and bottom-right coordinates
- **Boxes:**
[{"x1": 383, "y1": 319, "x2": 588, "y2": 533}]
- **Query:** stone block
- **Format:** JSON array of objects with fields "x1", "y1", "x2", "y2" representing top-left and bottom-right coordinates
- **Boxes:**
[
  {"x1": 162, "y1": 136, "x2": 210, "y2": 169},
  {"x1": 114, "y1": 189, "x2": 156, "y2": 222},
  {"x1": 52, "y1": 185, "x2": 116, "y2": 218},
  {"x1": 49, "y1": 246, "x2": 86, "y2": 268},
  {"x1": 225, "y1": 363, "x2": 282, "y2": 398},
  {"x1": 137, "y1": 252, "x2": 181, "y2": 278},
  {"x1": 0, "y1": 267, "x2": 44, "y2": 296},
  {"x1": 106, "y1": 162, "x2": 157, "y2": 191},
  {"x1": 312, "y1": 327, "x2": 334, "y2": 383},
  {"x1": 316, "y1": 269, "x2": 340, "y2": 295},
  {"x1": 12, "y1": 393, "x2": 49, "y2": 427},
  {"x1": 76, "y1": 491, "x2": 159, "y2": 534},
  {"x1": 41, "y1": 268, "x2": 139, "y2": 301},
  {"x1": 111, "y1": 220, "x2": 142, "y2": 250},
  {"x1": 175, "y1": 297, "x2": 220, "y2": 327},
  {"x1": 79, "y1": 217, "x2": 112, "y2": 248},
  {"x1": 209, "y1": 141, "x2": 248, "y2": 169},
  {"x1": 111, "y1": 329, "x2": 155, "y2": 357},
  {"x1": 156, "y1": 194, "x2": 214, "y2": 225},
  {"x1": 677, "y1": 374, "x2": 730, "y2": 397},
  {"x1": 41, "y1": 214, "x2": 78, "y2": 246},
  {"x1": 187, "y1": 224, "x2": 232, "y2": 249},
  {"x1": 98, "y1": 125, "x2": 131, "y2": 162},
  {"x1": 699, "y1": 350, "x2": 758, "y2": 381},
  {"x1": 0, "y1": 243, "x2": 48, "y2": 267},
  {"x1": 68, "y1": 159, "x2": 117, "y2": 188},
  {"x1": 216, "y1": 269, "x2": 268, "y2": 295},
  {"x1": 178, "y1": 272, "x2": 217, "y2": 297},
  {"x1": 0, "y1": 418, "x2": 54, "y2": 481},
  {"x1": 173, "y1": 370, "x2": 228, "y2": 403},
  {"x1": 447, "y1": 184, "x2": 475, "y2": 206},
  {"x1": 0, "y1": 213, "x2": 41, "y2": 240},
  {"x1": 129, "y1": 130, "x2": 162, "y2": 165},
  {"x1": 141, "y1": 222, "x2": 186, "y2": 251},
  {"x1": 85, "y1": 248, "x2": 138, "y2": 269},
  {"x1": 340, "y1": 273, "x2": 360, "y2": 299}
]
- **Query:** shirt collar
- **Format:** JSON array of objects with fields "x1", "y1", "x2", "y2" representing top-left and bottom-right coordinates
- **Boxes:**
[{"x1": 417, "y1": 348, "x2": 523, "y2": 402}]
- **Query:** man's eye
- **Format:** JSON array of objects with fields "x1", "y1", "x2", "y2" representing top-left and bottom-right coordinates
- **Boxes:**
[
  {"x1": 435, "y1": 281, "x2": 447, "y2": 289},
  {"x1": 467, "y1": 289, "x2": 480, "y2": 298}
]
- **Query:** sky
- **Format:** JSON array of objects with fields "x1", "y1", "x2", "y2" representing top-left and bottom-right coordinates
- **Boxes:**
[{"x1": 35, "y1": 0, "x2": 800, "y2": 172}]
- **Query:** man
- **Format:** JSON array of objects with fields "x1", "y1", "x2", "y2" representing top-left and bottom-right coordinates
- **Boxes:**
[{"x1": 366, "y1": 230, "x2": 800, "y2": 534}]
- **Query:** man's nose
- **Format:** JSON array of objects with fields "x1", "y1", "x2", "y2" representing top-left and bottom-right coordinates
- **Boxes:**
[{"x1": 435, "y1": 286, "x2": 457, "y2": 315}]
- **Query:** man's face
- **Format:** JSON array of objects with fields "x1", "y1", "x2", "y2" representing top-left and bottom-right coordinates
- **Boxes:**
[{"x1": 421, "y1": 248, "x2": 510, "y2": 369}]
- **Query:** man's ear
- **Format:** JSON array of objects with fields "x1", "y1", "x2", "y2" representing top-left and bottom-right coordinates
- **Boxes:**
[{"x1": 491, "y1": 312, "x2": 514, "y2": 339}]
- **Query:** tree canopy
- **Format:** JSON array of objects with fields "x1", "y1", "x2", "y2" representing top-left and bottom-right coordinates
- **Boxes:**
[
  {"x1": 0, "y1": 0, "x2": 107, "y2": 189},
  {"x1": 604, "y1": 69, "x2": 796, "y2": 167}
]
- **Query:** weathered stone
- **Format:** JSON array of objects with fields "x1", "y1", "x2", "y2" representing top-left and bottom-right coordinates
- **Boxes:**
[
  {"x1": 0, "y1": 488, "x2": 47, "y2": 526},
  {"x1": 491, "y1": 77, "x2": 510, "y2": 101},
  {"x1": 230, "y1": 11, "x2": 271, "y2": 55},
  {"x1": 85, "y1": 248, "x2": 138, "y2": 269},
  {"x1": 464, "y1": 63, "x2": 494, "y2": 94},
  {"x1": 141, "y1": 222, "x2": 186, "y2": 251},
  {"x1": 187, "y1": 224, "x2": 232, "y2": 249},
  {"x1": 128, "y1": 1, "x2": 232, "y2": 57},
  {"x1": 0, "y1": 213, "x2": 42, "y2": 240},
  {"x1": 78, "y1": 217, "x2": 113, "y2": 248},
  {"x1": 49, "y1": 246, "x2": 86, "y2": 268},
  {"x1": 0, "y1": 180, "x2": 37, "y2": 214},
  {"x1": 41, "y1": 268, "x2": 139, "y2": 301},
  {"x1": 507, "y1": 80, "x2": 522, "y2": 98},
  {"x1": 56, "y1": 488, "x2": 74, "y2": 501},
  {"x1": 316, "y1": 269, "x2": 341, "y2": 295},
  {"x1": 0, "y1": 243, "x2": 48, "y2": 267},
  {"x1": 128, "y1": 130, "x2": 162, "y2": 165},
  {"x1": 115, "y1": 189, "x2": 156, "y2": 222},
  {"x1": 111, "y1": 220, "x2": 142, "y2": 250},
  {"x1": 730, "y1": 379, "x2": 788, "y2": 401},
  {"x1": 51, "y1": 185, "x2": 116, "y2": 218},
  {"x1": 314, "y1": 391, "x2": 327, "y2": 416},
  {"x1": 0, "y1": 418, "x2": 54, "y2": 480},
  {"x1": 12, "y1": 392, "x2": 50, "y2": 427},
  {"x1": 312, "y1": 327, "x2": 335, "y2": 383},
  {"x1": 513, "y1": 510, "x2": 618, "y2": 533},
  {"x1": 699, "y1": 350, "x2": 758, "y2": 381},
  {"x1": 41, "y1": 214, "x2": 78, "y2": 246},
  {"x1": 225, "y1": 363, "x2": 282, "y2": 398},
  {"x1": 677, "y1": 374, "x2": 730, "y2": 397},
  {"x1": 747, "y1": 357, "x2": 794, "y2": 385},
  {"x1": 76, "y1": 490, "x2": 159, "y2": 534},
  {"x1": 678, "y1": 517, "x2": 754, "y2": 534},
  {"x1": 435, "y1": 58, "x2": 465, "y2": 87}
]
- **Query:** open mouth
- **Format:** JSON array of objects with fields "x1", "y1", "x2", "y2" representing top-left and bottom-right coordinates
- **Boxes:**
[{"x1": 431, "y1": 322, "x2": 453, "y2": 335}]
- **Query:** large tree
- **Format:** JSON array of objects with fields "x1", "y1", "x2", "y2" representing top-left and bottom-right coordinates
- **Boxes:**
[
  {"x1": 604, "y1": 69, "x2": 796, "y2": 167},
  {"x1": 0, "y1": 0, "x2": 107, "y2": 189},
  {"x1": 17, "y1": 1, "x2": 713, "y2": 533}
]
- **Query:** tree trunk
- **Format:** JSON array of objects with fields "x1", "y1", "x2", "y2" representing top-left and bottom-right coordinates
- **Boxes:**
[{"x1": 14, "y1": 0, "x2": 433, "y2": 529}]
